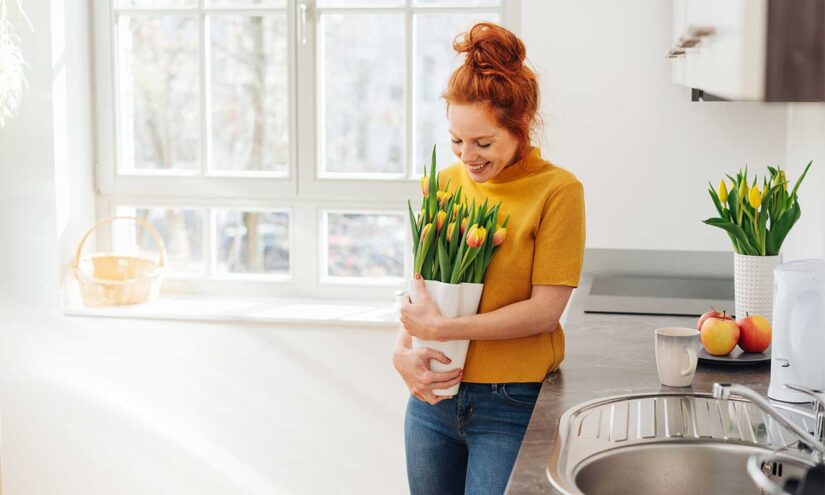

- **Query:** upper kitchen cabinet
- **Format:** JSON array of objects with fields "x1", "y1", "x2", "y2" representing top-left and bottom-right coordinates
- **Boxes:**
[{"x1": 669, "y1": 0, "x2": 825, "y2": 101}]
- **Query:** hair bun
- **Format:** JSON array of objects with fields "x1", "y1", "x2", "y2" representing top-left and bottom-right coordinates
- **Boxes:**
[{"x1": 454, "y1": 22, "x2": 526, "y2": 76}]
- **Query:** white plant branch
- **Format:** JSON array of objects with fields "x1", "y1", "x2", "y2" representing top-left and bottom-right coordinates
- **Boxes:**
[
  {"x1": 0, "y1": 0, "x2": 32, "y2": 126},
  {"x1": 0, "y1": 0, "x2": 34, "y2": 127}
]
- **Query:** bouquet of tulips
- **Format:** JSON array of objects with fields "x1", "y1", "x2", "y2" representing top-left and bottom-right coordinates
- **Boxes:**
[
  {"x1": 408, "y1": 148, "x2": 509, "y2": 284},
  {"x1": 703, "y1": 161, "x2": 812, "y2": 256},
  {"x1": 406, "y1": 147, "x2": 509, "y2": 397}
]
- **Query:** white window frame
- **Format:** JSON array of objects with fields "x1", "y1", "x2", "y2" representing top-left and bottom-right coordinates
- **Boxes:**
[{"x1": 92, "y1": 0, "x2": 521, "y2": 301}]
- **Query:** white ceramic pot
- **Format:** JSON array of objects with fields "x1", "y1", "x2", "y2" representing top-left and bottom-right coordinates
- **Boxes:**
[
  {"x1": 410, "y1": 279, "x2": 483, "y2": 396},
  {"x1": 733, "y1": 253, "x2": 781, "y2": 321}
]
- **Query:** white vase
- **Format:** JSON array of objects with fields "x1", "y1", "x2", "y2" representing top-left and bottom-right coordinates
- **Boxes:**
[
  {"x1": 410, "y1": 280, "x2": 483, "y2": 396},
  {"x1": 733, "y1": 253, "x2": 782, "y2": 321}
]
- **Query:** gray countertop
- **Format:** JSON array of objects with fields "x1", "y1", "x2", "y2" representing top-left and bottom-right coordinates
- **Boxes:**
[{"x1": 505, "y1": 292, "x2": 773, "y2": 494}]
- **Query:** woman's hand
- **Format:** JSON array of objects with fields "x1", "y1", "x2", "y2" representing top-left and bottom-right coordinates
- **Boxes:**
[
  {"x1": 393, "y1": 346, "x2": 463, "y2": 405},
  {"x1": 400, "y1": 276, "x2": 448, "y2": 341}
]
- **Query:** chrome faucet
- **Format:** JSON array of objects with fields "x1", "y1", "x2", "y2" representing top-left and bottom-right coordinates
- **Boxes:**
[{"x1": 713, "y1": 383, "x2": 825, "y2": 462}]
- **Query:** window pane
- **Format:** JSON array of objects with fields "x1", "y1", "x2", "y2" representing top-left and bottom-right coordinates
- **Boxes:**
[
  {"x1": 320, "y1": 14, "x2": 404, "y2": 175},
  {"x1": 210, "y1": 15, "x2": 289, "y2": 174},
  {"x1": 115, "y1": 207, "x2": 204, "y2": 274},
  {"x1": 118, "y1": 15, "x2": 200, "y2": 171},
  {"x1": 215, "y1": 211, "x2": 289, "y2": 275},
  {"x1": 413, "y1": 12, "x2": 499, "y2": 174},
  {"x1": 118, "y1": 0, "x2": 197, "y2": 8},
  {"x1": 412, "y1": 0, "x2": 500, "y2": 6},
  {"x1": 208, "y1": 0, "x2": 286, "y2": 7},
  {"x1": 318, "y1": 0, "x2": 404, "y2": 7},
  {"x1": 326, "y1": 213, "x2": 405, "y2": 279}
]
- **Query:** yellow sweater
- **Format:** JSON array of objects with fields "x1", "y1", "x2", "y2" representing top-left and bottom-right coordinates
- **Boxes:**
[{"x1": 437, "y1": 147, "x2": 586, "y2": 383}]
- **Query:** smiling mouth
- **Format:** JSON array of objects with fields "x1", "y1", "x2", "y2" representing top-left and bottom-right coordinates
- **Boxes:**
[{"x1": 467, "y1": 161, "x2": 490, "y2": 173}]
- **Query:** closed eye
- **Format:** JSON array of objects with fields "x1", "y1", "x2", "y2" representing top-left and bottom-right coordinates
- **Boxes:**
[{"x1": 477, "y1": 143, "x2": 491, "y2": 148}]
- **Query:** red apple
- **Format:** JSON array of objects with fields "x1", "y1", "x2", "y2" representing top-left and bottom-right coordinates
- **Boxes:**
[
  {"x1": 737, "y1": 315, "x2": 772, "y2": 353},
  {"x1": 697, "y1": 308, "x2": 734, "y2": 331},
  {"x1": 700, "y1": 317, "x2": 740, "y2": 356}
]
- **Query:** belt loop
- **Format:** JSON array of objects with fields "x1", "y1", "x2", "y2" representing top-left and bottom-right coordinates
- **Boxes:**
[{"x1": 491, "y1": 383, "x2": 498, "y2": 394}]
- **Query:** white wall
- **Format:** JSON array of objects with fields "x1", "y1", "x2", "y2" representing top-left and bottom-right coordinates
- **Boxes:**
[
  {"x1": 521, "y1": 0, "x2": 789, "y2": 252},
  {"x1": 0, "y1": 0, "x2": 58, "y2": 306},
  {"x1": 781, "y1": 104, "x2": 825, "y2": 262}
]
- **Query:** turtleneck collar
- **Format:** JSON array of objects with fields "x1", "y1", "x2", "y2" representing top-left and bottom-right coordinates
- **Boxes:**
[{"x1": 477, "y1": 147, "x2": 546, "y2": 185}]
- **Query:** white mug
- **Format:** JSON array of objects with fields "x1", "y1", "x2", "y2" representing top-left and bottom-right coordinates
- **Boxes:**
[{"x1": 655, "y1": 327, "x2": 700, "y2": 387}]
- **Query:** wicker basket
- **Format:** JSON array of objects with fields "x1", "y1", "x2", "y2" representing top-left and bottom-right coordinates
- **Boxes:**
[{"x1": 72, "y1": 216, "x2": 166, "y2": 306}]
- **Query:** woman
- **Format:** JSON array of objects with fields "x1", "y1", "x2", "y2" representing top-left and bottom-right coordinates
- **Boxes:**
[{"x1": 393, "y1": 22, "x2": 586, "y2": 495}]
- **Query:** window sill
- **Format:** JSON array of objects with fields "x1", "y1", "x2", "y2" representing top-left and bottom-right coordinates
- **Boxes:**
[{"x1": 62, "y1": 295, "x2": 400, "y2": 328}]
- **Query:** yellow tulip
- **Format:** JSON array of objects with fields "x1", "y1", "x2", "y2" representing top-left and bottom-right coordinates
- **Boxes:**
[
  {"x1": 446, "y1": 222, "x2": 456, "y2": 240},
  {"x1": 466, "y1": 225, "x2": 486, "y2": 248},
  {"x1": 420, "y1": 223, "x2": 432, "y2": 241},
  {"x1": 420, "y1": 176, "x2": 429, "y2": 196},
  {"x1": 738, "y1": 181, "x2": 747, "y2": 200},
  {"x1": 492, "y1": 226, "x2": 507, "y2": 247},
  {"x1": 718, "y1": 180, "x2": 728, "y2": 203},
  {"x1": 748, "y1": 185, "x2": 762, "y2": 209},
  {"x1": 779, "y1": 170, "x2": 787, "y2": 191},
  {"x1": 436, "y1": 190, "x2": 451, "y2": 206},
  {"x1": 435, "y1": 210, "x2": 447, "y2": 232}
]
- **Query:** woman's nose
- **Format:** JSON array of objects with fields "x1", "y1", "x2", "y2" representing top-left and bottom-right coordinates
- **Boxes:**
[{"x1": 460, "y1": 144, "x2": 476, "y2": 163}]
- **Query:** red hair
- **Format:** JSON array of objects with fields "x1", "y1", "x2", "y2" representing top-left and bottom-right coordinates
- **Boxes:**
[{"x1": 443, "y1": 22, "x2": 540, "y2": 158}]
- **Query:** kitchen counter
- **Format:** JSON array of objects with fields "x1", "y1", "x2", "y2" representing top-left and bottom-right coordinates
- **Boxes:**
[{"x1": 505, "y1": 291, "x2": 774, "y2": 494}]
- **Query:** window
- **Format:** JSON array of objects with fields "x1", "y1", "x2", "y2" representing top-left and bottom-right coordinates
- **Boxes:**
[{"x1": 93, "y1": 0, "x2": 517, "y2": 300}]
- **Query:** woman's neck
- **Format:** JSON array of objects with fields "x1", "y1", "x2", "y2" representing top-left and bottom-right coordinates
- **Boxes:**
[{"x1": 505, "y1": 148, "x2": 528, "y2": 168}]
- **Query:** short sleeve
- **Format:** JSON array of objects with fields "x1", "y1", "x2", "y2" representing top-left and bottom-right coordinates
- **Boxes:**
[{"x1": 532, "y1": 180, "x2": 586, "y2": 287}]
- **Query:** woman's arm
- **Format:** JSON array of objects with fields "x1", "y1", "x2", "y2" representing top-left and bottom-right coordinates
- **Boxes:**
[
  {"x1": 443, "y1": 284, "x2": 573, "y2": 340},
  {"x1": 392, "y1": 322, "x2": 464, "y2": 404},
  {"x1": 400, "y1": 278, "x2": 574, "y2": 342},
  {"x1": 393, "y1": 323, "x2": 412, "y2": 352}
]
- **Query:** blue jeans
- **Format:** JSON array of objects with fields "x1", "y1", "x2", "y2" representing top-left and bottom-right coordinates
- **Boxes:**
[{"x1": 404, "y1": 382, "x2": 542, "y2": 495}]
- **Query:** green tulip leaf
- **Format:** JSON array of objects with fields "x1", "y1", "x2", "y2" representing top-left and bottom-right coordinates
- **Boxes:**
[
  {"x1": 408, "y1": 200, "x2": 420, "y2": 256},
  {"x1": 789, "y1": 160, "x2": 813, "y2": 201},
  {"x1": 703, "y1": 217, "x2": 759, "y2": 255}
]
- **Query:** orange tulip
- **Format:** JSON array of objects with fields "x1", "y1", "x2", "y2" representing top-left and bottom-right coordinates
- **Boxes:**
[
  {"x1": 466, "y1": 225, "x2": 486, "y2": 248},
  {"x1": 492, "y1": 227, "x2": 507, "y2": 246},
  {"x1": 460, "y1": 217, "x2": 468, "y2": 235},
  {"x1": 435, "y1": 210, "x2": 447, "y2": 232}
]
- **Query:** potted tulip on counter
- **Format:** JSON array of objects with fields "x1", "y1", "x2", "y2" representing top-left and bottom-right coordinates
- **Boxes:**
[
  {"x1": 407, "y1": 147, "x2": 508, "y2": 396},
  {"x1": 703, "y1": 162, "x2": 812, "y2": 322}
]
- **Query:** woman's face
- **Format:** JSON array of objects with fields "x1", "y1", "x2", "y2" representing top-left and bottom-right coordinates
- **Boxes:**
[{"x1": 448, "y1": 102, "x2": 520, "y2": 183}]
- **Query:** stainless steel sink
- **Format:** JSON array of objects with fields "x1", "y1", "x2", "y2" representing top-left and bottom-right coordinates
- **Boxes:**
[
  {"x1": 547, "y1": 393, "x2": 819, "y2": 495},
  {"x1": 574, "y1": 443, "x2": 811, "y2": 495}
]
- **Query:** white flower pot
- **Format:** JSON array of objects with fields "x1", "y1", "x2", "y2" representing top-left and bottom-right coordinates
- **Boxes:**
[
  {"x1": 410, "y1": 280, "x2": 484, "y2": 396},
  {"x1": 733, "y1": 253, "x2": 782, "y2": 321}
]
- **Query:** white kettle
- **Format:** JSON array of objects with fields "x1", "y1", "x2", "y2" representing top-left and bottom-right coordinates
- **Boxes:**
[{"x1": 768, "y1": 259, "x2": 825, "y2": 403}]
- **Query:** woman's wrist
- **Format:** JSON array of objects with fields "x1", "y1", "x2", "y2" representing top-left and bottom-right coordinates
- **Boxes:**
[{"x1": 435, "y1": 315, "x2": 462, "y2": 341}]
